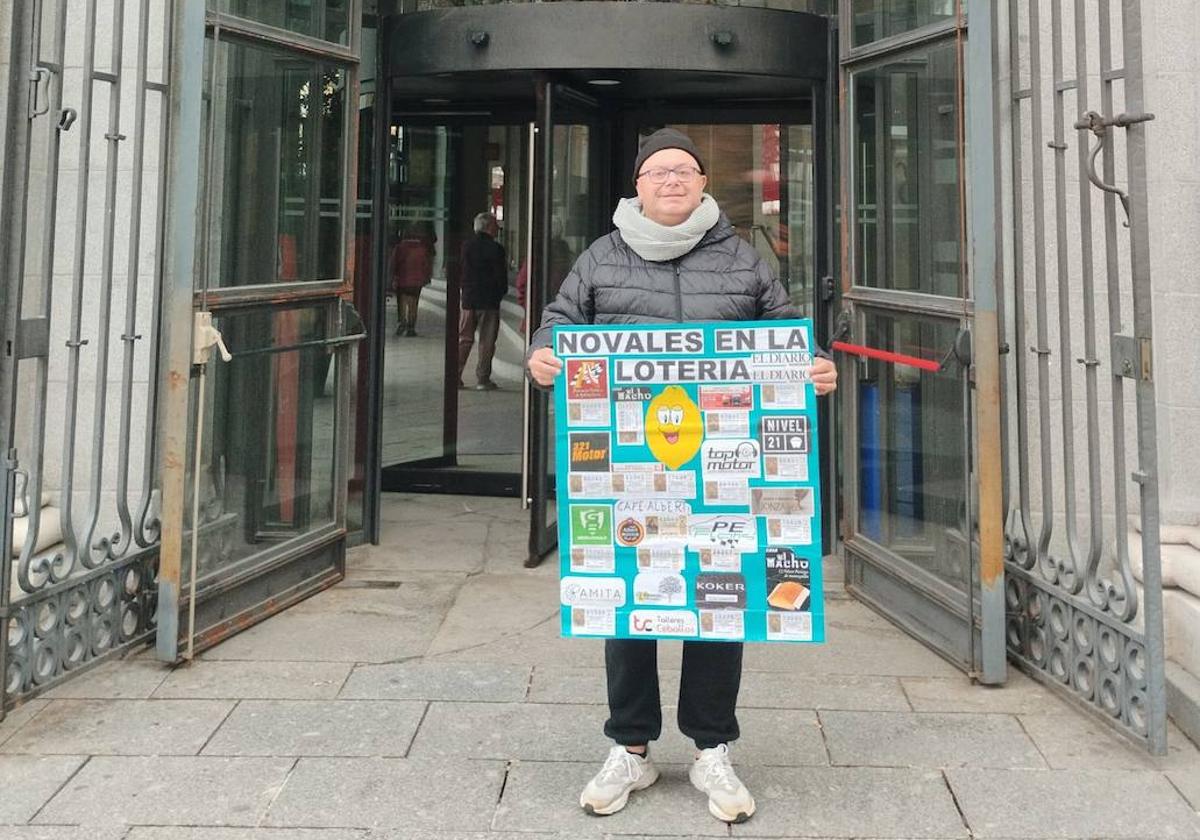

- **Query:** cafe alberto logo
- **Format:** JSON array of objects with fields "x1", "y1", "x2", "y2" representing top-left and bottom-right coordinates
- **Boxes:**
[
  {"x1": 569, "y1": 432, "x2": 611, "y2": 473},
  {"x1": 570, "y1": 504, "x2": 612, "y2": 546}
]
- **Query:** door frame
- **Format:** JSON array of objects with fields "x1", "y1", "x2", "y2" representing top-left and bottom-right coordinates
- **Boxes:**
[
  {"x1": 835, "y1": 0, "x2": 1005, "y2": 683},
  {"x1": 156, "y1": 3, "x2": 365, "y2": 662},
  {"x1": 375, "y1": 105, "x2": 537, "y2": 498}
]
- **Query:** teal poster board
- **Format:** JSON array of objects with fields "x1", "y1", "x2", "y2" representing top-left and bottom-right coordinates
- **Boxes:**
[{"x1": 553, "y1": 320, "x2": 825, "y2": 644}]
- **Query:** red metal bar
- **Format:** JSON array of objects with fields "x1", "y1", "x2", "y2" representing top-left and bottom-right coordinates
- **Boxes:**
[{"x1": 831, "y1": 340, "x2": 942, "y2": 372}]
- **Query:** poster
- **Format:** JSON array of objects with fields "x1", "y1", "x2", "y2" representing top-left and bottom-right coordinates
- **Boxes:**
[{"x1": 554, "y1": 320, "x2": 824, "y2": 644}]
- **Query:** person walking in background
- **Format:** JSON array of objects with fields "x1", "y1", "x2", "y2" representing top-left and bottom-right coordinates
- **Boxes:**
[
  {"x1": 458, "y1": 212, "x2": 508, "y2": 390},
  {"x1": 526, "y1": 128, "x2": 838, "y2": 824},
  {"x1": 390, "y1": 224, "x2": 436, "y2": 337}
]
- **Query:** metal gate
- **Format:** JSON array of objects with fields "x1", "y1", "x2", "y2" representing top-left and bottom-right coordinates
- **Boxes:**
[
  {"x1": 998, "y1": 0, "x2": 1165, "y2": 752},
  {"x1": 1, "y1": 0, "x2": 170, "y2": 714}
]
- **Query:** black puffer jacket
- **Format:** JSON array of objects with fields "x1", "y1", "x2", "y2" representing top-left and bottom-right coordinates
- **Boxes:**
[{"x1": 529, "y1": 212, "x2": 804, "y2": 357}]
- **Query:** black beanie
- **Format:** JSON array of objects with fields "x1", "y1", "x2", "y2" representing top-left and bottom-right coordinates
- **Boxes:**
[{"x1": 632, "y1": 128, "x2": 705, "y2": 184}]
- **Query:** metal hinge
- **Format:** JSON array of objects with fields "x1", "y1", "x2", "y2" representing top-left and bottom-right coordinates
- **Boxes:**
[{"x1": 1111, "y1": 334, "x2": 1152, "y2": 381}]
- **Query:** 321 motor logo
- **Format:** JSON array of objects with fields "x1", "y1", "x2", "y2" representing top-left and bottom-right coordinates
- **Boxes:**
[{"x1": 569, "y1": 432, "x2": 611, "y2": 472}]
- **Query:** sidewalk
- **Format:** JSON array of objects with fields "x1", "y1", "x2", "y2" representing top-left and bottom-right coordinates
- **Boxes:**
[{"x1": 2, "y1": 493, "x2": 1200, "y2": 839}]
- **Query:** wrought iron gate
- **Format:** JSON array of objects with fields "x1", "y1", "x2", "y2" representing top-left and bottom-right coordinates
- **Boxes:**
[
  {"x1": 0, "y1": 0, "x2": 169, "y2": 715},
  {"x1": 999, "y1": 0, "x2": 1165, "y2": 753}
]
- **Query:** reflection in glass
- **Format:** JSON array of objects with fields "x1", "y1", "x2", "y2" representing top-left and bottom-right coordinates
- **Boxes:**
[
  {"x1": 852, "y1": 41, "x2": 961, "y2": 296},
  {"x1": 202, "y1": 38, "x2": 346, "y2": 288},
  {"x1": 851, "y1": 0, "x2": 956, "y2": 46},
  {"x1": 390, "y1": 0, "x2": 833, "y2": 12},
  {"x1": 663, "y1": 123, "x2": 816, "y2": 317},
  {"x1": 381, "y1": 123, "x2": 532, "y2": 478},
  {"x1": 221, "y1": 0, "x2": 351, "y2": 45},
  {"x1": 857, "y1": 311, "x2": 967, "y2": 590},
  {"x1": 186, "y1": 306, "x2": 340, "y2": 584}
]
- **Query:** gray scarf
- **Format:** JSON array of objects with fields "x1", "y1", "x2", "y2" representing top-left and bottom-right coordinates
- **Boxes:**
[{"x1": 612, "y1": 194, "x2": 721, "y2": 262}]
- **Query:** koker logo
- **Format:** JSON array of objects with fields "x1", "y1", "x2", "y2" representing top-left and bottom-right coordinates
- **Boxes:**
[
  {"x1": 569, "y1": 432, "x2": 611, "y2": 473},
  {"x1": 695, "y1": 573, "x2": 747, "y2": 609}
]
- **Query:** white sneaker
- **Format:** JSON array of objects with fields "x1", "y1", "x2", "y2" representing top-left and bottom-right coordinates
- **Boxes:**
[
  {"x1": 579, "y1": 745, "x2": 660, "y2": 816},
  {"x1": 690, "y1": 743, "x2": 756, "y2": 823}
]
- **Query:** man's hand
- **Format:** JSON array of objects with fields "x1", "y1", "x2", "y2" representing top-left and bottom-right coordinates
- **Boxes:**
[
  {"x1": 528, "y1": 347, "x2": 563, "y2": 387},
  {"x1": 810, "y1": 356, "x2": 838, "y2": 397}
]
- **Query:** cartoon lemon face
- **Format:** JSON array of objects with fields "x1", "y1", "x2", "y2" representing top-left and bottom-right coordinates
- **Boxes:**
[{"x1": 645, "y1": 385, "x2": 703, "y2": 470}]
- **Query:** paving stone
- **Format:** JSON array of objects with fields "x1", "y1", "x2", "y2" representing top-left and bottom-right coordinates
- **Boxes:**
[
  {"x1": 368, "y1": 834, "x2": 581, "y2": 840},
  {"x1": 374, "y1": 519, "x2": 490, "y2": 572},
  {"x1": 34, "y1": 755, "x2": 295, "y2": 826},
  {"x1": 127, "y1": 830, "x2": 367, "y2": 840},
  {"x1": 263, "y1": 757, "x2": 504, "y2": 830},
  {"x1": 1169, "y1": 767, "x2": 1200, "y2": 810},
  {"x1": 43, "y1": 658, "x2": 172, "y2": 699},
  {"x1": 199, "y1": 608, "x2": 444, "y2": 663},
  {"x1": 901, "y1": 671, "x2": 1072, "y2": 715},
  {"x1": 407, "y1": 701, "x2": 610, "y2": 761},
  {"x1": 654, "y1": 707, "x2": 828, "y2": 767},
  {"x1": 492, "y1": 760, "x2": 727, "y2": 836},
  {"x1": 820, "y1": 710, "x2": 1045, "y2": 769},
  {"x1": 156, "y1": 660, "x2": 353, "y2": 700},
  {"x1": 1018, "y1": 712, "x2": 1200, "y2": 771},
  {"x1": 727, "y1": 766, "x2": 969, "y2": 838},
  {"x1": 741, "y1": 624, "x2": 963, "y2": 677},
  {"x1": 202, "y1": 700, "x2": 427, "y2": 757},
  {"x1": 0, "y1": 828, "x2": 128, "y2": 840},
  {"x1": 947, "y1": 768, "x2": 1200, "y2": 838},
  {"x1": 287, "y1": 579, "x2": 461, "y2": 618},
  {"x1": 738, "y1": 672, "x2": 910, "y2": 711},
  {"x1": 430, "y1": 612, "x2": 605, "y2": 668},
  {"x1": 425, "y1": 574, "x2": 560, "y2": 658},
  {"x1": 0, "y1": 755, "x2": 86, "y2": 823},
  {"x1": 528, "y1": 666, "x2": 680, "y2": 705},
  {"x1": 0, "y1": 699, "x2": 49, "y2": 747},
  {"x1": 340, "y1": 662, "x2": 531, "y2": 702},
  {"x1": 821, "y1": 597, "x2": 908, "y2": 634},
  {"x1": 0, "y1": 699, "x2": 235, "y2": 756}
]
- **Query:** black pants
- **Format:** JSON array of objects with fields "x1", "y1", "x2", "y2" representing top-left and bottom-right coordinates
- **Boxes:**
[{"x1": 603, "y1": 638, "x2": 743, "y2": 749}]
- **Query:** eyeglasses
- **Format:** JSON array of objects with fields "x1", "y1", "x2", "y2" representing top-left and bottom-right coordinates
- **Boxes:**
[{"x1": 637, "y1": 165, "x2": 702, "y2": 184}]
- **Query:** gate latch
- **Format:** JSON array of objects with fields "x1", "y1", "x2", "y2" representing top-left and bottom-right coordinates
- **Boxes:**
[
  {"x1": 193, "y1": 311, "x2": 232, "y2": 366},
  {"x1": 1074, "y1": 110, "x2": 1155, "y2": 228},
  {"x1": 1111, "y1": 334, "x2": 1152, "y2": 382}
]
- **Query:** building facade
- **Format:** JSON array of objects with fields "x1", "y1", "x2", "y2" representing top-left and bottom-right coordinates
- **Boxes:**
[{"x1": 1, "y1": 0, "x2": 1193, "y2": 754}]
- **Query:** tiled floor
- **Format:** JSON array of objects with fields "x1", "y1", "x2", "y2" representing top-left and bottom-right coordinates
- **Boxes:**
[{"x1": 2, "y1": 493, "x2": 1199, "y2": 840}]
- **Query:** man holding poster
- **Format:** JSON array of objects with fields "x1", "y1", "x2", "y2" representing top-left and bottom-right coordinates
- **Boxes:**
[{"x1": 527, "y1": 128, "x2": 837, "y2": 824}]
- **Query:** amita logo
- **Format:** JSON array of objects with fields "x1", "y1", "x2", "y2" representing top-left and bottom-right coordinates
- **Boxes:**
[
  {"x1": 628, "y1": 610, "x2": 698, "y2": 637},
  {"x1": 560, "y1": 576, "x2": 626, "y2": 607}
]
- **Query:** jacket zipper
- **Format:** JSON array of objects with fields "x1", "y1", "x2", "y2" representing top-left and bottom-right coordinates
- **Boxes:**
[{"x1": 673, "y1": 260, "x2": 683, "y2": 321}]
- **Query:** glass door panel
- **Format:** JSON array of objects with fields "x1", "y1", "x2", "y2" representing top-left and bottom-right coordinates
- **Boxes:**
[
  {"x1": 157, "y1": 20, "x2": 364, "y2": 662},
  {"x1": 380, "y1": 120, "x2": 531, "y2": 494},
  {"x1": 660, "y1": 122, "x2": 818, "y2": 317},
  {"x1": 527, "y1": 82, "x2": 609, "y2": 564},
  {"x1": 841, "y1": 15, "x2": 1004, "y2": 682}
]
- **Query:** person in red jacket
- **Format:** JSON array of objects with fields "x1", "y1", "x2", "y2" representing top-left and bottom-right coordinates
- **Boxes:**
[{"x1": 390, "y1": 224, "x2": 436, "y2": 337}]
